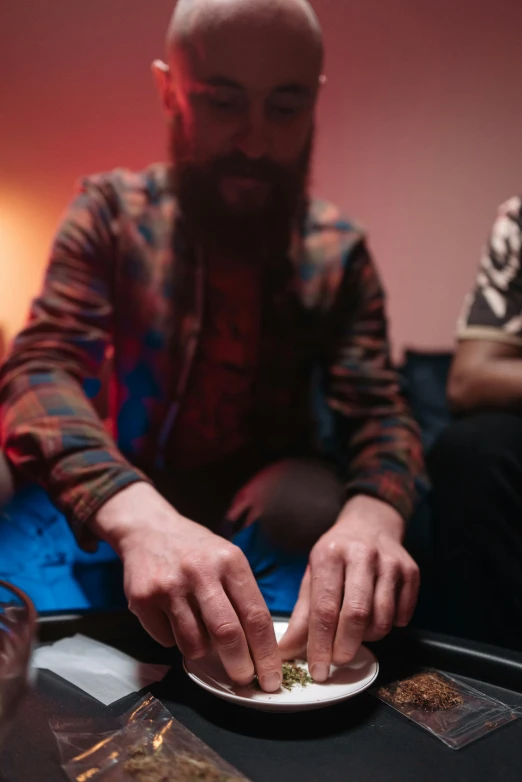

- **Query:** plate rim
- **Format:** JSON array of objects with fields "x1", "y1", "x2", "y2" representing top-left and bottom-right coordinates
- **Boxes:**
[{"x1": 183, "y1": 644, "x2": 379, "y2": 710}]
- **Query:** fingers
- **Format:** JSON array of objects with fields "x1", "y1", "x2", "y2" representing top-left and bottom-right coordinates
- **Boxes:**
[
  {"x1": 126, "y1": 540, "x2": 280, "y2": 690},
  {"x1": 128, "y1": 573, "x2": 210, "y2": 656},
  {"x1": 307, "y1": 549, "x2": 345, "y2": 681},
  {"x1": 167, "y1": 597, "x2": 211, "y2": 660},
  {"x1": 278, "y1": 567, "x2": 311, "y2": 660},
  {"x1": 131, "y1": 605, "x2": 176, "y2": 648},
  {"x1": 185, "y1": 547, "x2": 280, "y2": 692},
  {"x1": 363, "y1": 566, "x2": 398, "y2": 643},
  {"x1": 395, "y1": 555, "x2": 420, "y2": 627},
  {"x1": 196, "y1": 585, "x2": 256, "y2": 687},
  {"x1": 226, "y1": 561, "x2": 282, "y2": 692},
  {"x1": 226, "y1": 490, "x2": 249, "y2": 524},
  {"x1": 331, "y1": 545, "x2": 376, "y2": 666}
]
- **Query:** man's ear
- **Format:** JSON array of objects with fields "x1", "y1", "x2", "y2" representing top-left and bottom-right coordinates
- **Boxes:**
[{"x1": 151, "y1": 59, "x2": 176, "y2": 116}]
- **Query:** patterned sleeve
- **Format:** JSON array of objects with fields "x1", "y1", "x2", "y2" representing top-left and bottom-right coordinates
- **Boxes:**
[
  {"x1": 457, "y1": 196, "x2": 522, "y2": 345},
  {"x1": 0, "y1": 178, "x2": 150, "y2": 549},
  {"x1": 325, "y1": 242, "x2": 425, "y2": 522}
]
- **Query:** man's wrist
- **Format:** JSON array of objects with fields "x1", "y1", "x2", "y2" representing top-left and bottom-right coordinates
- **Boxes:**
[
  {"x1": 335, "y1": 494, "x2": 405, "y2": 541},
  {"x1": 91, "y1": 481, "x2": 179, "y2": 552}
]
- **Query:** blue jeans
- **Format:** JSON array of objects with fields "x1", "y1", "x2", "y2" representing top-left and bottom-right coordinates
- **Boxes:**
[{"x1": 0, "y1": 483, "x2": 309, "y2": 615}]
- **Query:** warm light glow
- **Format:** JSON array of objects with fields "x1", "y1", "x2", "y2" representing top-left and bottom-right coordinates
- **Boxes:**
[
  {"x1": 0, "y1": 189, "x2": 56, "y2": 354},
  {"x1": 2, "y1": 1, "x2": 522, "y2": 359}
]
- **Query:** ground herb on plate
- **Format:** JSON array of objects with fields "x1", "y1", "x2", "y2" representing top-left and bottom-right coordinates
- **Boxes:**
[
  {"x1": 123, "y1": 744, "x2": 243, "y2": 782},
  {"x1": 377, "y1": 671, "x2": 463, "y2": 712},
  {"x1": 253, "y1": 661, "x2": 314, "y2": 692}
]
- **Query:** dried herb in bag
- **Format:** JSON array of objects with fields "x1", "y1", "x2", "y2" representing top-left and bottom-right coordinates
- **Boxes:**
[
  {"x1": 123, "y1": 743, "x2": 241, "y2": 781},
  {"x1": 52, "y1": 694, "x2": 249, "y2": 781},
  {"x1": 374, "y1": 669, "x2": 518, "y2": 749}
]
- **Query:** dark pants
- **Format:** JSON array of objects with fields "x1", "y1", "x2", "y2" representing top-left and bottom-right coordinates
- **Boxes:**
[
  {"x1": 429, "y1": 411, "x2": 522, "y2": 651},
  {"x1": 0, "y1": 450, "x2": 344, "y2": 614},
  {"x1": 156, "y1": 453, "x2": 344, "y2": 554},
  {"x1": 155, "y1": 454, "x2": 346, "y2": 614}
]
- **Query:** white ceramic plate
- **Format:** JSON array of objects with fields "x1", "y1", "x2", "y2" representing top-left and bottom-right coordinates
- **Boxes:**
[{"x1": 183, "y1": 620, "x2": 379, "y2": 712}]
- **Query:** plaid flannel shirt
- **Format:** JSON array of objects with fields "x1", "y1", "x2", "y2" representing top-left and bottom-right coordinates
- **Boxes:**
[{"x1": 0, "y1": 164, "x2": 424, "y2": 547}]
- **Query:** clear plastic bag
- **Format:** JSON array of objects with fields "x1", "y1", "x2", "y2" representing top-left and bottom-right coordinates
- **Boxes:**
[
  {"x1": 374, "y1": 669, "x2": 519, "y2": 749},
  {"x1": 52, "y1": 693, "x2": 249, "y2": 780}
]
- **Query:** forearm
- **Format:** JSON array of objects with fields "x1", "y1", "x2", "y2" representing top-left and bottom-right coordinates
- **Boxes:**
[
  {"x1": 449, "y1": 357, "x2": 522, "y2": 413},
  {"x1": 0, "y1": 365, "x2": 150, "y2": 546},
  {"x1": 326, "y1": 242, "x2": 425, "y2": 524},
  {"x1": 90, "y1": 481, "x2": 188, "y2": 553},
  {"x1": 342, "y1": 412, "x2": 425, "y2": 523}
]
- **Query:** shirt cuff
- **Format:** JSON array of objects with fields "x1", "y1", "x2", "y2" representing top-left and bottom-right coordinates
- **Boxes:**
[
  {"x1": 54, "y1": 467, "x2": 153, "y2": 552},
  {"x1": 457, "y1": 326, "x2": 522, "y2": 347},
  {"x1": 344, "y1": 478, "x2": 416, "y2": 524}
]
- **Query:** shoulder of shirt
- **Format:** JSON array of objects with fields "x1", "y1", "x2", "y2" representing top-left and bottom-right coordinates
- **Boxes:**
[
  {"x1": 487, "y1": 195, "x2": 522, "y2": 259},
  {"x1": 493, "y1": 195, "x2": 522, "y2": 227},
  {"x1": 76, "y1": 163, "x2": 171, "y2": 211},
  {"x1": 306, "y1": 199, "x2": 366, "y2": 240},
  {"x1": 302, "y1": 199, "x2": 367, "y2": 269}
]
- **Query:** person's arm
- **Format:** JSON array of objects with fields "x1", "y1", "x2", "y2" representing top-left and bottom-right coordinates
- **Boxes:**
[
  {"x1": 280, "y1": 242, "x2": 423, "y2": 677},
  {"x1": 0, "y1": 178, "x2": 150, "y2": 547},
  {"x1": 92, "y1": 481, "x2": 282, "y2": 691},
  {"x1": 448, "y1": 339, "x2": 522, "y2": 414},
  {"x1": 448, "y1": 196, "x2": 522, "y2": 414},
  {"x1": 325, "y1": 242, "x2": 424, "y2": 521},
  {"x1": 0, "y1": 178, "x2": 281, "y2": 689}
]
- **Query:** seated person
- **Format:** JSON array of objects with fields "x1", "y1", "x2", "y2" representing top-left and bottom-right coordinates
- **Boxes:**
[
  {"x1": 429, "y1": 195, "x2": 522, "y2": 650},
  {"x1": 0, "y1": 0, "x2": 424, "y2": 690}
]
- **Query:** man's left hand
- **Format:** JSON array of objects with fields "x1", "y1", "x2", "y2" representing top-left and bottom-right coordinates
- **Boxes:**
[{"x1": 278, "y1": 495, "x2": 420, "y2": 682}]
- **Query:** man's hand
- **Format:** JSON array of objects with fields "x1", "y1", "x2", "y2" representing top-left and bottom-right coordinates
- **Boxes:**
[
  {"x1": 92, "y1": 483, "x2": 282, "y2": 692},
  {"x1": 279, "y1": 495, "x2": 419, "y2": 682}
]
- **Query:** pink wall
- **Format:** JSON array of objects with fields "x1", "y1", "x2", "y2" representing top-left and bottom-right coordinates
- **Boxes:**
[{"x1": 2, "y1": 0, "x2": 522, "y2": 359}]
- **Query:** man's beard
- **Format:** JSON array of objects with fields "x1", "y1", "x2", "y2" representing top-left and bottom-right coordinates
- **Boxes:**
[{"x1": 169, "y1": 116, "x2": 313, "y2": 262}]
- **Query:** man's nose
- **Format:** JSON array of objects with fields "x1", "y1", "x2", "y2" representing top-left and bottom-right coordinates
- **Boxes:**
[{"x1": 233, "y1": 104, "x2": 270, "y2": 160}]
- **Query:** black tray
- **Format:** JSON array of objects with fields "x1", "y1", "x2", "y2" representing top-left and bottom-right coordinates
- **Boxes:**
[{"x1": 2, "y1": 611, "x2": 521, "y2": 782}]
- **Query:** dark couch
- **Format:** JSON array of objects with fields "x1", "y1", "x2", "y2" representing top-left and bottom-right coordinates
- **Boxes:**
[
  {"x1": 399, "y1": 349, "x2": 453, "y2": 629},
  {"x1": 400, "y1": 350, "x2": 453, "y2": 455}
]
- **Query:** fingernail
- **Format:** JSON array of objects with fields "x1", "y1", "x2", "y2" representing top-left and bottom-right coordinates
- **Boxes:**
[
  {"x1": 261, "y1": 672, "x2": 282, "y2": 692},
  {"x1": 311, "y1": 664, "x2": 329, "y2": 682}
]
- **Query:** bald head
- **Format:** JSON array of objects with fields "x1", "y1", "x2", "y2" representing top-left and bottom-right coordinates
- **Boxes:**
[
  {"x1": 153, "y1": 0, "x2": 321, "y2": 257},
  {"x1": 167, "y1": 0, "x2": 323, "y2": 73}
]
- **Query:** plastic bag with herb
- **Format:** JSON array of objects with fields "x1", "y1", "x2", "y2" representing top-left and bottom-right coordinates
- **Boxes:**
[
  {"x1": 374, "y1": 669, "x2": 518, "y2": 749},
  {"x1": 52, "y1": 693, "x2": 249, "y2": 781}
]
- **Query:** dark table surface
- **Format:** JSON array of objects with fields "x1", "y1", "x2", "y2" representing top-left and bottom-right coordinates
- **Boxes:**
[{"x1": 2, "y1": 611, "x2": 522, "y2": 782}]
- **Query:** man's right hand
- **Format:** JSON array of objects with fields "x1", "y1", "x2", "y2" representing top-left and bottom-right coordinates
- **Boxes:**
[{"x1": 92, "y1": 482, "x2": 282, "y2": 692}]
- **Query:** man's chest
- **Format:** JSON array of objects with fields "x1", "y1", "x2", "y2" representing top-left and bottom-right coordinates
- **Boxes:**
[{"x1": 199, "y1": 260, "x2": 262, "y2": 374}]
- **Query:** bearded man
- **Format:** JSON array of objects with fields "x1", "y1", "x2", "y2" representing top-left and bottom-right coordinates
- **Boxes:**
[{"x1": 0, "y1": 0, "x2": 423, "y2": 691}]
